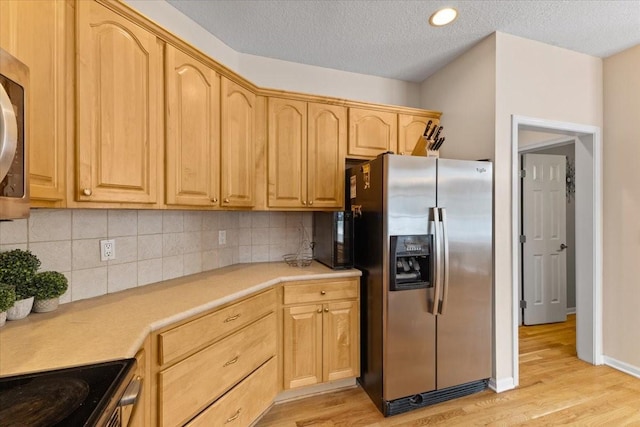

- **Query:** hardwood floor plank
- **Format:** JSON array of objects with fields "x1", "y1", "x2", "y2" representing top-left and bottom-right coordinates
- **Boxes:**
[{"x1": 257, "y1": 315, "x2": 640, "y2": 426}]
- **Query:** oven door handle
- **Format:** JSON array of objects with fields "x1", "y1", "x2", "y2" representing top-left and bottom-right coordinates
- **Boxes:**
[
  {"x1": 119, "y1": 376, "x2": 142, "y2": 407},
  {"x1": 0, "y1": 82, "x2": 18, "y2": 182}
]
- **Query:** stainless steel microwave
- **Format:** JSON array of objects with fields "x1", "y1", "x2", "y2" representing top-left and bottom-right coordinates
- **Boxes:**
[{"x1": 0, "y1": 47, "x2": 29, "y2": 220}]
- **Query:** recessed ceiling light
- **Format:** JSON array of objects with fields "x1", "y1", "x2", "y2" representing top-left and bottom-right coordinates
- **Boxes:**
[{"x1": 429, "y1": 7, "x2": 458, "y2": 27}]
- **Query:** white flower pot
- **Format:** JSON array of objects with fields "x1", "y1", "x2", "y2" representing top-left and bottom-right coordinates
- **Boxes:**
[
  {"x1": 33, "y1": 297, "x2": 59, "y2": 313},
  {"x1": 6, "y1": 297, "x2": 34, "y2": 320},
  {"x1": 0, "y1": 311, "x2": 6, "y2": 327}
]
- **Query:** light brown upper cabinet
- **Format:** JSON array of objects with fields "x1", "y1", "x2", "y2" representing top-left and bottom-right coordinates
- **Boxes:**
[
  {"x1": 0, "y1": 0, "x2": 72, "y2": 206},
  {"x1": 220, "y1": 77, "x2": 256, "y2": 208},
  {"x1": 398, "y1": 113, "x2": 440, "y2": 155},
  {"x1": 268, "y1": 98, "x2": 346, "y2": 209},
  {"x1": 165, "y1": 44, "x2": 220, "y2": 207},
  {"x1": 76, "y1": 0, "x2": 162, "y2": 204},
  {"x1": 307, "y1": 102, "x2": 347, "y2": 209},
  {"x1": 347, "y1": 107, "x2": 397, "y2": 158}
]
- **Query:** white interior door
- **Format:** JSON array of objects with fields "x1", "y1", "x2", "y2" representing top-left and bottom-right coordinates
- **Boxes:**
[{"x1": 522, "y1": 154, "x2": 567, "y2": 325}]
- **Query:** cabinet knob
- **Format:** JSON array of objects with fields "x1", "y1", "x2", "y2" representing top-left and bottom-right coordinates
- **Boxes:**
[
  {"x1": 302, "y1": 200, "x2": 307, "y2": 206},
  {"x1": 82, "y1": 188, "x2": 92, "y2": 196},
  {"x1": 320, "y1": 290, "x2": 326, "y2": 295},
  {"x1": 309, "y1": 200, "x2": 313, "y2": 206},
  {"x1": 224, "y1": 198, "x2": 230, "y2": 203},
  {"x1": 212, "y1": 197, "x2": 218, "y2": 203},
  {"x1": 317, "y1": 308, "x2": 322, "y2": 313},
  {"x1": 324, "y1": 307, "x2": 329, "y2": 313}
]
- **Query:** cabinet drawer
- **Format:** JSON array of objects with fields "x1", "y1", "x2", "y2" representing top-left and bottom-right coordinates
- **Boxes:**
[
  {"x1": 186, "y1": 357, "x2": 277, "y2": 427},
  {"x1": 283, "y1": 278, "x2": 358, "y2": 305},
  {"x1": 158, "y1": 289, "x2": 275, "y2": 365},
  {"x1": 159, "y1": 313, "x2": 276, "y2": 427}
]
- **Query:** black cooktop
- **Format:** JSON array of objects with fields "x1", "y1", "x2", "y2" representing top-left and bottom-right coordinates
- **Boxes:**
[{"x1": 0, "y1": 359, "x2": 135, "y2": 427}]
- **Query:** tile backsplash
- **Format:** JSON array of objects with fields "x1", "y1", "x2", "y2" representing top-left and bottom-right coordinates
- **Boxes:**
[{"x1": 0, "y1": 209, "x2": 312, "y2": 304}]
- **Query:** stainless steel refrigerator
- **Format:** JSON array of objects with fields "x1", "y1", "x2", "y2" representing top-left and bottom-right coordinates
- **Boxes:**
[{"x1": 349, "y1": 153, "x2": 492, "y2": 416}]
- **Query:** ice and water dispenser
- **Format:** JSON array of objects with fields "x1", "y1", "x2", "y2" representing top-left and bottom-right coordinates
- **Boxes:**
[{"x1": 389, "y1": 235, "x2": 431, "y2": 291}]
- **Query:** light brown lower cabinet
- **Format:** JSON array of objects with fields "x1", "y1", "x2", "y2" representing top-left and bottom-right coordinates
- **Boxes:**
[
  {"x1": 149, "y1": 279, "x2": 359, "y2": 426},
  {"x1": 158, "y1": 313, "x2": 276, "y2": 427},
  {"x1": 282, "y1": 278, "x2": 360, "y2": 390},
  {"x1": 185, "y1": 357, "x2": 277, "y2": 427}
]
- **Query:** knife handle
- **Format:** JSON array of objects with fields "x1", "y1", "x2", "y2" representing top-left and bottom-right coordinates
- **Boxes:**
[
  {"x1": 433, "y1": 126, "x2": 443, "y2": 142},
  {"x1": 423, "y1": 120, "x2": 432, "y2": 137},
  {"x1": 427, "y1": 125, "x2": 437, "y2": 140}
]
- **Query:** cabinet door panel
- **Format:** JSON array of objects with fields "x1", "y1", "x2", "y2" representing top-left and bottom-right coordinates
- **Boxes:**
[
  {"x1": 307, "y1": 103, "x2": 346, "y2": 209},
  {"x1": 221, "y1": 78, "x2": 255, "y2": 207},
  {"x1": 283, "y1": 304, "x2": 322, "y2": 389},
  {"x1": 77, "y1": 1, "x2": 160, "y2": 203},
  {"x1": 0, "y1": 0, "x2": 69, "y2": 204},
  {"x1": 348, "y1": 108, "x2": 397, "y2": 158},
  {"x1": 165, "y1": 44, "x2": 220, "y2": 206},
  {"x1": 323, "y1": 300, "x2": 360, "y2": 382},
  {"x1": 268, "y1": 98, "x2": 307, "y2": 208},
  {"x1": 398, "y1": 113, "x2": 439, "y2": 155}
]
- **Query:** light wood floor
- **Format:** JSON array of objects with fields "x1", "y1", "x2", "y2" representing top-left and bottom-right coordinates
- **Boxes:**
[{"x1": 257, "y1": 315, "x2": 640, "y2": 426}]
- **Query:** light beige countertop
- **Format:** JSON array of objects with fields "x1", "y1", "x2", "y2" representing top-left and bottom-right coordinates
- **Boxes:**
[{"x1": 0, "y1": 262, "x2": 360, "y2": 377}]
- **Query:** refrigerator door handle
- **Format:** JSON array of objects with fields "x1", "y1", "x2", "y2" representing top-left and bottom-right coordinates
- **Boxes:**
[
  {"x1": 430, "y1": 207, "x2": 442, "y2": 316},
  {"x1": 439, "y1": 207, "x2": 450, "y2": 315}
]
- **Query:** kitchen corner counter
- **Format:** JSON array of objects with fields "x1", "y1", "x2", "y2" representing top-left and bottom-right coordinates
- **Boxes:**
[{"x1": 0, "y1": 262, "x2": 361, "y2": 377}]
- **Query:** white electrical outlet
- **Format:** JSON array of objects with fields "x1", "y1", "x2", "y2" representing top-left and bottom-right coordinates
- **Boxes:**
[
  {"x1": 218, "y1": 230, "x2": 226, "y2": 245},
  {"x1": 100, "y1": 239, "x2": 116, "y2": 261}
]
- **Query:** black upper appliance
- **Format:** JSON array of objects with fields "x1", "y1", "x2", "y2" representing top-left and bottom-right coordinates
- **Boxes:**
[{"x1": 313, "y1": 211, "x2": 354, "y2": 269}]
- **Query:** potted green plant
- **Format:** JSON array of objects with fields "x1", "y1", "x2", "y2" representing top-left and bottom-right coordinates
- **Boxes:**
[
  {"x1": 0, "y1": 283, "x2": 16, "y2": 327},
  {"x1": 32, "y1": 271, "x2": 68, "y2": 313},
  {"x1": 0, "y1": 249, "x2": 41, "y2": 320}
]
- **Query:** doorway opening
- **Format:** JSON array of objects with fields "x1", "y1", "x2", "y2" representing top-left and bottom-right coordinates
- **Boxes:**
[
  {"x1": 511, "y1": 115, "x2": 603, "y2": 387},
  {"x1": 520, "y1": 140, "x2": 575, "y2": 326}
]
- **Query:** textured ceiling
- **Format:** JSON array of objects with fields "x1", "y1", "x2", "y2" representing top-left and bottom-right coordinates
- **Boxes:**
[{"x1": 166, "y1": 0, "x2": 640, "y2": 83}]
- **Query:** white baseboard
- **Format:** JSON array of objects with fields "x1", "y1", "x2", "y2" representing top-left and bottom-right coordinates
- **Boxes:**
[
  {"x1": 566, "y1": 307, "x2": 576, "y2": 315},
  {"x1": 603, "y1": 356, "x2": 640, "y2": 379},
  {"x1": 274, "y1": 378, "x2": 356, "y2": 403},
  {"x1": 488, "y1": 377, "x2": 516, "y2": 393}
]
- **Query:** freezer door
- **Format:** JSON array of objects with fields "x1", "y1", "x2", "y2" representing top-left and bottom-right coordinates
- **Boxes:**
[
  {"x1": 383, "y1": 155, "x2": 438, "y2": 400},
  {"x1": 384, "y1": 288, "x2": 436, "y2": 400},
  {"x1": 436, "y1": 159, "x2": 493, "y2": 389}
]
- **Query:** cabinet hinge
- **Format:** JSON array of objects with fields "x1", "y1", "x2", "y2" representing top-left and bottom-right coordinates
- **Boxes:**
[
  {"x1": 520, "y1": 300, "x2": 527, "y2": 309},
  {"x1": 520, "y1": 235, "x2": 526, "y2": 243},
  {"x1": 519, "y1": 170, "x2": 526, "y2": 178}
]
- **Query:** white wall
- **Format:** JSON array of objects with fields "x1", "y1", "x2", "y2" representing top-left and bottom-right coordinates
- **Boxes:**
[
  {"x1": 603, "y1": 44, "x2": 640, "y2": 371},
  {"x1": 495, "y1": 32, "x2": 603, "y2": 384},
  {"x1": 123, "y1": 0, "x2": 421, "y2": 107},
  {"x1": 420, "y1": 34, "x2": 496, "y2": 161}
]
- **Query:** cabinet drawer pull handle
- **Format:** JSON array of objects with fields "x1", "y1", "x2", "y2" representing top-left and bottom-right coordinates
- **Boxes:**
[
  {"x1": 225, "y1": 408, "x2": 241, "y2": 423},
  {"x1": 302, "y1": 200, "x2": 307, "y2": 205},
  {"x1": 224, "y1": 356, "x2": 239, "y2": 367},
  {"x1": 317, "y1": 308, "x2": 322, "y2": 313},
  {"x1": 320, "y1": 290, "x2": 326, "y2": 295},
  {"x1": 212, "y1": 197, "x2": 218, "y2": 203},
  {"x1": 309, "y1": 200, "x2": 313, "y2": 206},
  {"x1": 82, "y1": 188, "x2": 92, "y2": 196},
  {"x1": 224, "y1": 314, "x2": 241, "y2": 323},
  {"x1": 224, "y1": 198, "x2": 230, "y2": 203},
  {"x1": 324, "y1": 307, "x2": 329, "y2": 313}
]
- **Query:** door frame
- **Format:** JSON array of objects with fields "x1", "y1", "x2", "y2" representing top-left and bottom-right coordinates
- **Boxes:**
[{"x1": 511, "y1": 115, "x2": 603, "y2": 387}]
